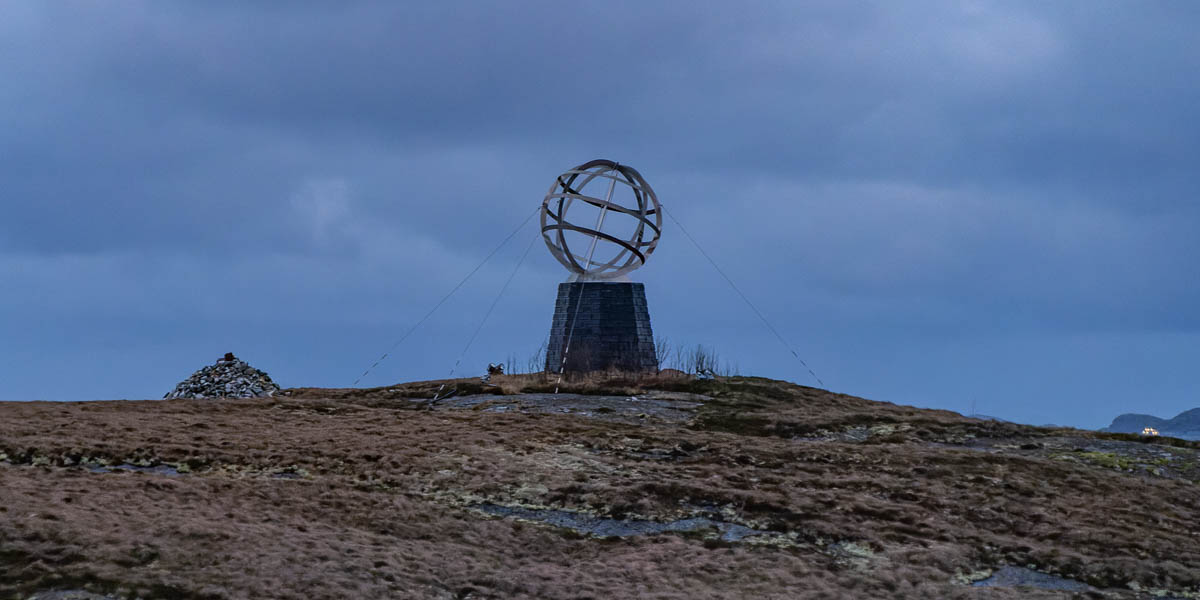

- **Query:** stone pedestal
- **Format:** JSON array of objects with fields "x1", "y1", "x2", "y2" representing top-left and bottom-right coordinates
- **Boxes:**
[{"x1": 545, "y1": 282, "x2": 657, "y2": 374}]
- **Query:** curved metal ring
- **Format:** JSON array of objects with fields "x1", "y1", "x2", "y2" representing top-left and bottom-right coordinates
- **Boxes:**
[{"x1": 539, "y1": 159, "x2": 661, "y2": 279}]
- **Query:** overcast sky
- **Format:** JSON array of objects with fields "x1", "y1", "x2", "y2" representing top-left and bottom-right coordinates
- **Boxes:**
[{"x1": 2, "y1": 1, "x2": 1197, "y2": 428}]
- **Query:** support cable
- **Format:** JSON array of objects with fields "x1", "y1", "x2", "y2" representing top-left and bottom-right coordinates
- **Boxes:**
[
  {"x1": 433, "y1": 230, "x2": 541, "y2": 401},
  {"x1": 553, "y1": 174, "x2": 618, "y2": 394},
  {"x1": 553, "y1": 279, "x2": 588, "y2": 394},
  {"x1": 351, "y1": 206, "x2": 540, "y2": 387},
  {"x1": 660, "y1": 204, "x2": 826, "y2": 388}
]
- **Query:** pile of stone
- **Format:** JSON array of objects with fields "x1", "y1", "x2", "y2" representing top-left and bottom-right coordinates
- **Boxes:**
[{"x1": 164, "y1": 352, "x2": 281, "y2": 399}]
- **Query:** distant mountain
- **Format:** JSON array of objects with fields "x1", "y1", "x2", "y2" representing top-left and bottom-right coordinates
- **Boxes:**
[
  {"x1": 1104, "y1": 408, "x2": 1200, "y2": 440},
  {"x1": 1174, "y1": 408, "x2": 1200, "y2": 430},
  {"x1": 1106, "y1": 413, "x2": 1169, "y2": 432}
]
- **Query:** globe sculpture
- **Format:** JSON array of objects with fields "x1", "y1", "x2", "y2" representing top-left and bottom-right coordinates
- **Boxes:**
[
  {"x1": 542, "y1": 159, "x2": 660, "y2": 374},
  {"x1": 540, "y1": 159, "x2": 662, "y2": 281}
]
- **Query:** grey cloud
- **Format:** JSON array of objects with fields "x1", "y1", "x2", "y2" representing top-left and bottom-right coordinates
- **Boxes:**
[{"x1": 1, "y1": 1, "x2": 1197, "y2": 426}]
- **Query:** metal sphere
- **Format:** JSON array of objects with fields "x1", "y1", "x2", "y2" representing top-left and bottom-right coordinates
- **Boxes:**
[{"x1": 540, "y1": 159, "x2": 662, "y2": 280}]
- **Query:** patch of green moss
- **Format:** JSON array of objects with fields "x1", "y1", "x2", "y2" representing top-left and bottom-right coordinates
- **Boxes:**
[{"x1": 1076, "y1": 451, "x2": 1135, "y2": 471}]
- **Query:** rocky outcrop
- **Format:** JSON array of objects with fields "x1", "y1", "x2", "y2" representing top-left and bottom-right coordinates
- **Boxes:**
[{"x1": 164, "y1": 352, "x2": 280, "y2": 399}]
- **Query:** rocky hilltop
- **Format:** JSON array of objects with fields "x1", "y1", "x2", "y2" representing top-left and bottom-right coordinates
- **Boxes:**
[
  {"x1": 163, "y1": 352, "x2": 280, "y2": 399},
  {"x1": 1105, "y1": 407, "x2": 1200, "y2": 440},
  {"x1": 3, "y1": 374, "x2": 1199, "y2": 599}
]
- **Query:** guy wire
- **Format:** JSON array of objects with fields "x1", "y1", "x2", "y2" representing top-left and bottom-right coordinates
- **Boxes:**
[
  {"x1": 351, "y1": 206, "x2": 540, "y2": 387},
  {"x1": 660, "y1": 204, "x2": 826, "y2": 388},
  {"x1": 553, "y1": 277, "x2": 589, "y2": 394},
  {"x1": 433, "y1": 229, "x2": 541, "y2": 401}
]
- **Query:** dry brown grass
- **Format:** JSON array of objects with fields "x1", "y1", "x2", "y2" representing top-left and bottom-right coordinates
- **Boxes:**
[
  {"x1": 1, "y1": 375, "x2": 1197, "y2": 599},
  {"x1": 285, "y1": 370, "x2": 702, "y2": 403}
]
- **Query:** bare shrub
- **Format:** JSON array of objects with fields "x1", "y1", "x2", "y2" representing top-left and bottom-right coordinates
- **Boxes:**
[
  {"x1": 654, "y1": 336, "x2": 673, "y2": 373},
  {"x1": 680, "y1": 344, "x2": 720, "y2": 377},
  {"x1": 661, "y1": 342, "x2": 740, "y2": 376},
  {"x1": 671, "y1": 342, "x2": 689, "y2": 372},
  {"x1": 524, "y1": 340, "x2": 548, "y2": 375}
]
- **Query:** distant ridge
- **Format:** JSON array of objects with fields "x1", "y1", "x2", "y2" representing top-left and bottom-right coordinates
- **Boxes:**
[
  {"x1": 1103, "y1": 408, "x2": 1200, "y2": 440},
  {"x1": 966, "y1": 413, "x2": 1008, "y2": 422}
]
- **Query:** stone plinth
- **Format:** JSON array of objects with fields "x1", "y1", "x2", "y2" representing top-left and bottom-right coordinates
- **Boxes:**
[{"x1": 545, "y1": 282, "x2": 657, "y2": 374}]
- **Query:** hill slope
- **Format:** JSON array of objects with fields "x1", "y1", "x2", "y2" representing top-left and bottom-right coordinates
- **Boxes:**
[
  {"x1": 2, "y1": 374, "x2": 1199, "y2": 599},
  {"x1": 1106, "y1": 407, "x2": 1200, "y2": 440}
]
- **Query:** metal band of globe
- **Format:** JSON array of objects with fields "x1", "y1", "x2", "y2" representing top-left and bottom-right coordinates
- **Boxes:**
[
  {"x1": 549, "y1": 163, "x2": 659, "y2": 275},
  {"x1": 550, "y1": 165, "x2": 635, "y2": 274},
  {"x1": 546, "y1": 161, "x2": 647, "y2": 275},
  {"x1": 542, "y1": 197, "x2": 659, "y2": 270},
  {"x1": 544, "y1": 221, "x2": 647, "y2": 266},
  {"x1": 541, "y1": 214, "x2": 659, "y2": 271},
  {"x1": 544, "y1": 192, "x2": 661, "y2": 234},
  {"x1": 551, "y1": 162, "x2": 657, "y2": 273},
  {"x1": 539, "y1": 159, "x2": 662, "y2": 280},
  {"x1": 543, "y1": 181, "x2": 649, "y2": 275}
]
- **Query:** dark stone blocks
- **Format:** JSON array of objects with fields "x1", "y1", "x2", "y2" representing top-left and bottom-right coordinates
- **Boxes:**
[{"x1": 545, "y1": 282, "x2": 657, "y2": 374}]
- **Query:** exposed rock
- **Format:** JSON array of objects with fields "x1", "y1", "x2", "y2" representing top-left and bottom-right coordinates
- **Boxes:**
[
  {"x1": 970, "y1": 566, "x2": 1092, "y2": 591},
  {"x1": 164, "y1": 353, "x2": 280, "y2": 399},
  {"x1": 471, "y1": 503, "x2": 774, "y2": 542},
  {"x1": 25, "y1": 591, "x2": 118, "y2": 600},
  {"x1": 5, "y1": 375, "x2": 1200, "y2": 598}
]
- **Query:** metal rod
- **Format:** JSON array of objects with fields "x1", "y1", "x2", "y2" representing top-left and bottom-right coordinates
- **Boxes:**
[{"x1": 582, "y1": 169, "x2": 618, "y2": 272}]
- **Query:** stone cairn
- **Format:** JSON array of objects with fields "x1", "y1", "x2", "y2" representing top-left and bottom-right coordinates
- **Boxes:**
[{"x1": 164, "y1": 352, "x2": 281, "y2": 399}]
